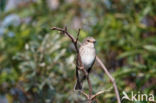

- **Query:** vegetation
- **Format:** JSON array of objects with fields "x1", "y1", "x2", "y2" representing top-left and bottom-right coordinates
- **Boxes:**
[{"x1": 0, "y1": 0, "x2": 156, "y2": 103}]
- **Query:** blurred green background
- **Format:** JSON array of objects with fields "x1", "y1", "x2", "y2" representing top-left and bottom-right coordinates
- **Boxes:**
[{"x1": 0, "y1": 0, "x2": 156, "y2": 103}]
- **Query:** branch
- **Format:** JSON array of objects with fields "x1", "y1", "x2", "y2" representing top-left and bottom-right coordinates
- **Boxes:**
[
  {"x1": 81, "y1": 91, "x2": 89, "y2": 99},
  {"x1": 91, "y1": 87, "x2": 113, "y2": 100},
  {"x1": 50, "y1": 27, "x2": 121, "y2": 103},
  {"x1": 96, "y1": 56, "x2": 121, "y2": 103},
  {"x1": 51, "y1": 27, "x2": 76, "y2": 43},
  {"x1": 76, "y1": 29, "x2": 80, "y2": 44}
]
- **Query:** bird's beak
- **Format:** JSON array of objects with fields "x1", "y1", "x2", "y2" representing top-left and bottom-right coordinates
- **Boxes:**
[
  {"x1": 93, "y1": 41, "x2": 96, "y2": 44},
  {"x1": 89, "y1": 40, "x2": 96, "y2": 44}
]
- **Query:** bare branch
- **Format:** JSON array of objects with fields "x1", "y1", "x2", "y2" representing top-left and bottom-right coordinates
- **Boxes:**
[
  {"x1": 51, "y1": 27, "x2": 76, "y2": 43},
  {"x1": 96, "y1": 56, "x2": 121, "y2": 103},
  {"x1": 86, "y1": 76, "x2": 92, "y2": 97},
  {"x1": 91, "y1": 87, "x2": 113, "y2": 100},
  {"x1": 80, "y1": 91, "x2": 89, "y2": 99},
  {"x1": 76, "y1": 29, "x2": 80, "y2": 44}
]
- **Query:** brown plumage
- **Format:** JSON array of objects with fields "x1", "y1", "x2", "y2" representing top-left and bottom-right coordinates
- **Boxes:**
[{"x1": 74, "y1": 37, "x2": 96, "y2": 90}]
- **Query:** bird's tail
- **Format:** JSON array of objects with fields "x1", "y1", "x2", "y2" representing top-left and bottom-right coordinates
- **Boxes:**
[
  {"x1": 74, "y1": 67, "x2": 82, "y2": 90},
  {"x1": 74, "y1": 80, "x2": 82, "y2": 90},
  {"x1": 74, "y1": 75, "x2": 86, "y2": 90}
]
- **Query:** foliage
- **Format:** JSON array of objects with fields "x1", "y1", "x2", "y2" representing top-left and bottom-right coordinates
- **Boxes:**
[{"x1": 0, "y1": 0, "x2": 156, "y2": 103}]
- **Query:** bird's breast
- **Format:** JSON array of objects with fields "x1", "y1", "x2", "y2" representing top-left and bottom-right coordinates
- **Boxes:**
[{"x1": 80, "y1": 47, "x2": 95, "y2": 69}]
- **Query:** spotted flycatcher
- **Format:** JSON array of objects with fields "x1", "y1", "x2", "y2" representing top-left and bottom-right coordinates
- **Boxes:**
[{"x1": 74, "y1": 37, "x2": 96, "y2": 90}]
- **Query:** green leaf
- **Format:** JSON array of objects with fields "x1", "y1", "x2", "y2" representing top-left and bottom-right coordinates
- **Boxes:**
[
  {"x1": 143, "y1": 45, "x2": 156, "y2": 52},
  {"x1": 117, "y1": 50, "x2": 142, "y2": 59}
]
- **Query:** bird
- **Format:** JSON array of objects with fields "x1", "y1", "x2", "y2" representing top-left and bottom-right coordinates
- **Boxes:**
[{"x1": 74, "y1": 37, "x2": 96, "y2": 90}]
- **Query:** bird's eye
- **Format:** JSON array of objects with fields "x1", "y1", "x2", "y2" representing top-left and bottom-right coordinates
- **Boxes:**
[{"x1": 87, "y1": 40, "x2": 90, "y2": 42}]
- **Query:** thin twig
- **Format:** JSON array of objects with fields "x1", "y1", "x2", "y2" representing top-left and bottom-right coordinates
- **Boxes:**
[
  {"x1": 76, "y1": 29, "x2": 80, "y2": 44},
  {"x1": 96, "y1": 56, "x2": 121, "y2": 103},
  {"x1": 52, "y1": 27, "x2": 76, "y2": 43},
  {"x1": 87, "y1": 76, "x2": 92, "y2": 97},
  {"x1": 81, "y1": 91, "x2": 89, "y2": 99},
  {"x1": 91, "y1": 87, "x2": 113, "y2": 100}
]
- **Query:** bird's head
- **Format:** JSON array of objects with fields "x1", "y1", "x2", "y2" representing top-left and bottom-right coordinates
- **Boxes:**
[{"x1": 83, "y1": 37, "x2": 96, "y2": 47}]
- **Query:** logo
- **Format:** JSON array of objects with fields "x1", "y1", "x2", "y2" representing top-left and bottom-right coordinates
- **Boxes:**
[{"x1": 122, "y1": 91, "x2": 155, "y2": 102}]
